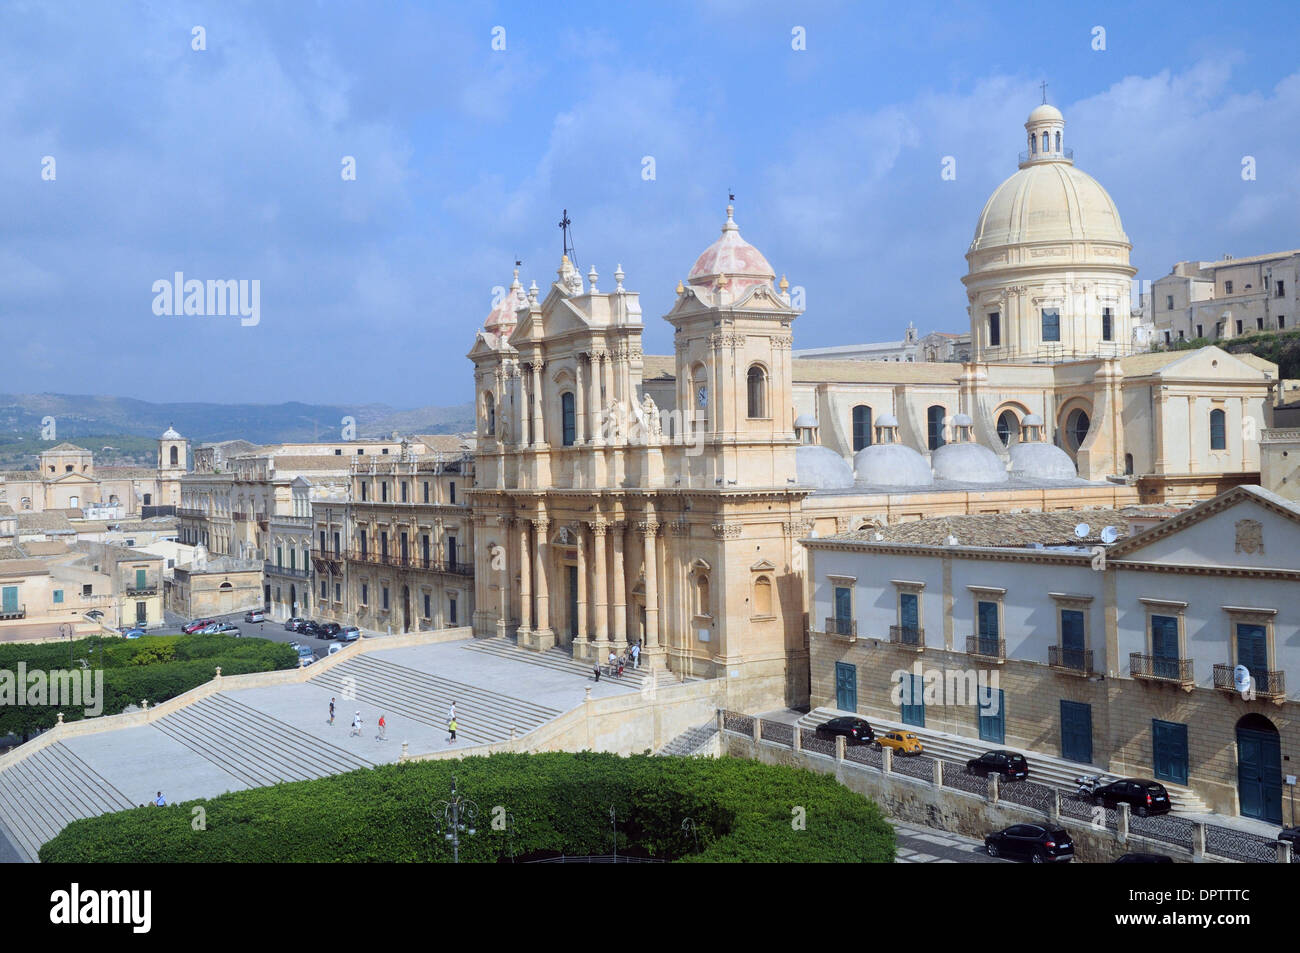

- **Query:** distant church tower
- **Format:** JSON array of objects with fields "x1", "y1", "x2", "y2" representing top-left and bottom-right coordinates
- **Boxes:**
[{"x1": 157, "y1": 424, "x2": 189, "y2": 508}]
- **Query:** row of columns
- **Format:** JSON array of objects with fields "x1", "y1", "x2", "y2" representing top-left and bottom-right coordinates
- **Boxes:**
[
  {"x1": 511, "y1": 514, "x2": 662, "y2": 660},
  {"x1": 505, "y1": 349, "x2": 637, "y2": 451}
]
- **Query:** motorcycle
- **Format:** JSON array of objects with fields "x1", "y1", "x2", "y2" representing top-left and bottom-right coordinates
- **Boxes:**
[{"x1": 1075, "y1": 774, "x2": 1114, "y2": 798}]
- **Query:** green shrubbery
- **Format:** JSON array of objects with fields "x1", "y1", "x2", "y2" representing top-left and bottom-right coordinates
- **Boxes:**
[
  {"x1": 0, "y1": 634, "x2": 295, "y2": 739},
  {"x1": 40, "y1": 751, "x2": 896, "y2": 863}
]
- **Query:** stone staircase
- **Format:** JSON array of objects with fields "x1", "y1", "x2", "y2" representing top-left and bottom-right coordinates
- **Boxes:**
[
  {"x1": 0, "y1": 743, "x2": 136, "y2": 863},
  {"x1": 461, "y1": 637, "x2": 690, "y2": 691},
  {"x1": 657, "y1": 722, "x2": 718, "y2": 757},
  {"x1": 311, "y1": 654, "x2": 562, "y2": 745},
  {"x1": 796, "y1": 707, "x2": 1212, "y2": 814},
  {"x1": 153, "y1": 693, "x2": 375, "y2": 787}
]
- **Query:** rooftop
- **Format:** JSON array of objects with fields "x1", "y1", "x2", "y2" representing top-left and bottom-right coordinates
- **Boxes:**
[{"x1": 817, "y1": 505, "x2": 1178, "y2": 548}]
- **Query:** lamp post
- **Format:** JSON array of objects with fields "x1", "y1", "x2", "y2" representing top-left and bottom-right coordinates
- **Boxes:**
[{"x1": 433, "y1": 775, "x2": 478, "y2": 864}]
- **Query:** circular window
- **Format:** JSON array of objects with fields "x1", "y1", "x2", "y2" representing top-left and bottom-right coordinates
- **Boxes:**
[{"x1": 1066, "y1": 409, "x2": 1091, "y2": 451}]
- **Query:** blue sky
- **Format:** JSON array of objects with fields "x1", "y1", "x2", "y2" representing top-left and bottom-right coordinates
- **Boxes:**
[{"x1": 2, "y1": 0, "x2": 1299, "y2": 408}]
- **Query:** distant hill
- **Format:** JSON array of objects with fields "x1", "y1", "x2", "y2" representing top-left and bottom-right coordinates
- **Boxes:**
[{"x1": 0, "y1": 393, "x2": 474, "y2": 468}]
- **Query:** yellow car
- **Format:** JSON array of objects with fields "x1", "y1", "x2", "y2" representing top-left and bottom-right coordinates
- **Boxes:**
[{"x1": 874, "y1": 731, "x2": 924, "y2": 756}]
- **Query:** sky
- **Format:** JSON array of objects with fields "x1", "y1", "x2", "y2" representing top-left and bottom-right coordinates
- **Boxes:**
[{"x1": 2, "y1": 0, "x2": 1299, "y2": 409}]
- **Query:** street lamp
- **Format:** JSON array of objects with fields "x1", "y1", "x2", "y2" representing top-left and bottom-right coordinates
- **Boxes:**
[{"x1": 433, "y1": 776, "x2": 478, "y2": 863}]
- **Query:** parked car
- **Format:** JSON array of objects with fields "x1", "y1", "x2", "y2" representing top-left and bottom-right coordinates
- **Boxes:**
[
  {"x1": 122, "y1": 628, "x2": 145, "y2": 639},
  {"x1": 967, "y1": 750, "x2": 1030, "y2": 781},
  {"x1": 244, "y1": 609, "x2": 266, "y2": 623},
  {"x1": 1277, "y1": 827, "x2": 1300, "y2": 848},
  {"x1": 1092, "y1": 778, "x2": 1171, "y2": 817},
  {"x1": 875, "y1": 730, "x2": 923, "y2": 755},
  {"x1": 298, "y1": 620, "x2": 324, "y2": 636},
  {"x1": 296, "y1": 645, "x2": 315, "y2": 667},
  {"x1": 327, "y1": 643, "x2": 342, "y2": 656},
  {"x1": 340, "y1": 626, "x2": 361, "y2": 642},
  {"x1": 284, "y1": 617, "x2": 307, "y2": 632},
  {"x1": 184, "y1": 618, "x2": 216, "y2": 634},
  {"x1": 814, "y1": 716, "x2": 874, "y2": 745},
  {"x1": 319, "y1": 622, "x2": 342, "y2": 638},
  {"x1": 985, "y1": 824, "x2": 1074, "y2": 863},
  {"x1": 210, "y1": 623, "x2": 240, "y2": 635},
  {"x1": 1115, "y1": 852, "x2": 1174, "y2": 863}
]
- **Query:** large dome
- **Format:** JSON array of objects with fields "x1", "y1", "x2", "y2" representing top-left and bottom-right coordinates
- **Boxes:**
[
  {"x1": 1009, "y1": 442, "x2": 1077, "y2": 480},
  {"x1": 931, "y1": 442, "x2": 1008, "y2": 483},
  {"x1": 969, "y1": 162, "x2": 1128, "y2": 253},
  {"x1": 796, "y1": 445, "x2": 854, "y2": 489},
  {"x1": 688, "y1": 205, "x2": 776, "y2": 296},
  {"x1": 854, "y1": 443, "x2": 934, "y2": 488}
]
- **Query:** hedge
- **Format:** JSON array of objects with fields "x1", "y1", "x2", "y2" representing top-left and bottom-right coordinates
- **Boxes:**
[
  {"x1": 40, "y1": 751, "x2": 896, "y2": 863},
  {"x1": 0, "y1": 634, "x2": 296, "y2": 738}
]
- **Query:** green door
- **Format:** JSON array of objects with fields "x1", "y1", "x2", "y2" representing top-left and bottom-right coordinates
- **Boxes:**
[
  {"x1": 1060, "y1": 700, "x2": 1092, "y2": 764},
  {"x1": 1237, "y1": 718, "x2": 1282, "y2": 824},
  {"x1": 835, "y1": 662, "x2": 857, "y2": 712},
  {"x1": 2, "y1": 586, "x2": 17, "y2": 613},
  {"x1": 899, "y1": 592, "x2": 919, "y2": 643},
  {"x1": 1060, "y1": 609, "x2": 1085, "y2": 669},
  {"x1": 1151, "y1": 615, "x2": 1180, "y2": 680},
  {"x1": 1152, "y1": 719, "x2": 1189, "y2": 786},
  {"x1": 135, "y1": 568, "x2": 147, "y2": 590},
  {"x1": 978, "y1": 688, "x2": 1005, "y2": 744},
  {"x1": 1237, "y1": 624, "x2": 1267, "y2": 682},
  {"x1": 977, "y1": 600, "x2": 999, "y2": 655},
  {"x1": 900, "y1": 674, "x2": 925, "y2": 727}
]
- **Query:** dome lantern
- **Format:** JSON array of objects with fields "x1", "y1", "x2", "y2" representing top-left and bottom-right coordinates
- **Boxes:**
[{"x1": 1021, "y1": 102, "x2": 1069, "y2": 167}]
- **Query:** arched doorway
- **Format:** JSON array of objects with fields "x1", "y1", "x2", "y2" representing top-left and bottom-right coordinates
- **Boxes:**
[
  {"x1": 402, "y1": 585, "x2": 410, "y2": 633},
  {"x1": 1236, "y1": 713, "x2": 1282, "y2": 823},
  {"x1": 289, "y1": 584, "x2": 297, "y2": 619}
]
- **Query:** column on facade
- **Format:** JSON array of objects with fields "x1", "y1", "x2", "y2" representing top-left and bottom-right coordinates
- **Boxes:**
[
  {"x1": 515, "y1": 368, "x2": 529, "y2": 449},
  {"x1": 574, "y1": 528, "x2": 588, "y2": 650},
  {"x1": 642, "y1": 520, "x2": 659, "y2": 651},
  {"x1": 591, "y1": 520, "x2": 609, "y2": 649},
  {"x1": 575, "y1": 356, "x2": 587, "y2": 444},
  {"x1": 517, "y1": 519, "x2": 532, "y2": 636},
  {"x1": 531, "y1": 360, "x2": 544, "y2": 447},
  {"x1": 589, "y1": 352, "x2": 604, "y2": 445},
  {"x1": 611, "y1": 522, "x2": 627, "y2": 651},
  {"x1": 534, "y1": 518, "x2": 551, "y2": 634}
]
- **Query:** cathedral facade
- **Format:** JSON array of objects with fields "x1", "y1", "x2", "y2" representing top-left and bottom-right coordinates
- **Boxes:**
[{"x1": 468, "y1": 104, "x2": 1275, "y2": 709}]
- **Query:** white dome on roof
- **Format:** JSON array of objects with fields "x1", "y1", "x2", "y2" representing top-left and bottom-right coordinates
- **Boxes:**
[
  {"x1": 797, "y1": 445, "x2": 854, "y2": 489},
  {"x1": 1022, "y1": 413, "x2": 1044, "y2": 427},
  {"x1": 794, "y1": 413, "x2": 818, "y2": 429},
  {"x1": 161, "y1": 424, "x2": 183, "y2": 440},
  {"x1": 1009, "y1": 441, "x2": 1077, "y2": 479},
  {"x1": 854, "y1": 443, "x2": 933, "y2": 487},
  {"x1": 931, "y1": 442, "x2": 1008, "y2": 483},
  {"x1": 876, "y1": 413, "x2": 899, "y2": 427},
  {"x1": 485, "y1": 267, "x2": 528, "y2": 335},
  {"x1": 1027, "y1": 103, "x2": 1063, "y2": 123},
  {"x1": 688, "y1": 205, "x2": 776, "y2": 297}
]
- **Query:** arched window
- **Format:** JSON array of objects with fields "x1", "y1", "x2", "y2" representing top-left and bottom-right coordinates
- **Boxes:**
[
  {"x1": 1124, "y1": 453, "x2": 1134, "y2": 475},
  {"x1": 143, "y1": 493, "x2": 152, "y2": 506},
  {"x1": 746, "y1": 365, "x2": 767, "y2": 419},
  {"x1": 754, "y1": 576, "x2": 773, "y2": 617},
  {"x1": 927, "y1": 406, "x2": 946, "y2": 451},
  {"x1": 169, "y1": 446, "x2": 179, "y2": 466},
  {"x1": 852, "y1": 405, "x2": 872, "y2": 452},
  {"x1": 997, "y1": 410, "x2": 1019, "y2": 446},
  {"x1": 1041, "y1": 132, "x2": 1048, "y2": 152},
  {"x1": 1030, "y1": 134, "x2": 1037, "y2": 155},
  {"x1": 1065, "y1": 409, "x2": 1091, "y2": 451},
  {"x1": 1210, "y1": 408, "x2": 1226, "y2": 450},
  {"x1": 1054, "y1": 131, "x2": 1061, "y2": 152},
  {"x1": 561, "y1": 392, "x2": 576, "y2": 446},
  {"x1": 484, "y1": 392, "x2": 496, "y2": 436},
  {"x1": 695, "y1": 574, "x2": 711, "y2": 618}
]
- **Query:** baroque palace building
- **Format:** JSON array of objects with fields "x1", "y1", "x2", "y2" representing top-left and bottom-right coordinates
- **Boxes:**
[{"x1": 469, "y1": 102, "x2": 1275, "y2": 710}]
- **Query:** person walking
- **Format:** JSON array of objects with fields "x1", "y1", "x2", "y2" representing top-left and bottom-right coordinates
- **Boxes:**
[
  {"x1": 592, "y1": 662, "x2": 601, "y2": 682},
  {"x1": 350, "y1": 711, "x2": 362, "y2": 737},
  {"x1": 608, "y1": 650, "x2": 618, "y2": 678},
  {"x1": 631, "y1": 641, "x2": 641, "y2": 670},
  {"x1": 329, "y1": 697, "x2": 335, "y2": 726},
  {"x1": 154, "y1": 791, "x2": 166, "y2": 807},
  {"x1": 447, "y1": 716, "x2": 458, "y2": 743},
  {"x1": 448, "y1": 700, "x2": 456, "y2": 723},
  {"x1": 376, "y1": 714, "x2": 387, "y2": 742}
]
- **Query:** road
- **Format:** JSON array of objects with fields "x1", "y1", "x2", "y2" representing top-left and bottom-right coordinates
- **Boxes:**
[{"x1": 892, "y1": 820, "x2": 1010, "y2": 863}]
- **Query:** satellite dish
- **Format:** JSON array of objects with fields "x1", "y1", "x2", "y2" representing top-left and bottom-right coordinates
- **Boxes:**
[
  {"x1": 945, "y1": 534, "x2": 959, "y2": 546},
  {"x1": 1233, "y1": 665, "x2": 1252, "y2": 694},
  {"x1": 1074, "y1": 523, "x2": 1091, "y2": 539},
  {"x1": 1100, "y1": 525, "x2": 1119, "y2": 544}
]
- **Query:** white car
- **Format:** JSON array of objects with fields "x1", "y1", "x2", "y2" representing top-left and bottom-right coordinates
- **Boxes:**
[
  {"x1": 327, "y1": 643, "x2": 342, "y2": 656},
  {"x1": 296, "y1": 644, "x2": 316, "y2": 667}
]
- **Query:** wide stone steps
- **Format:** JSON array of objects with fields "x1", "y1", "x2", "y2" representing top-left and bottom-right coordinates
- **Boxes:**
[
  {"x1": 657, "y1": 722, "x2": 717, "y2": 757},
  {"x1": 0, "y1": 742, "x2": 135, "y2": 863},
  {"x1": 153, "y1": 693, "x2": 376, "y2": 788},
  {"x1": 462, "y1": 637, "x2": 685, "y2": 689},
  {"x1": 310, "y1": 655, "x2": 561, "y2": 745},
  {"x1": 795, "y1": 707, "x2": 1211, "y2": 813}
]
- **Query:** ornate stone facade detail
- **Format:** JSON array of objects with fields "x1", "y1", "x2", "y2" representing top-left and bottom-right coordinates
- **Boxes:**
[
  {"x1": 1235, "y1": 519, "x2": 1264, "y2": 554},
  {"x1": 587, "y1": 518, "x2": 609, "y2": 536},
  {"x1": 769, "y1": 335, "x2": 793, "y2": 349},
  {"x1": 711, "y1": 522, "x2": 742, "y2": 539},
  {"x1": 635, "y1": 519, "x2": 661, "y2": 535},
  {"x1": 783, "y1": 518, "x2": 815, "y2": 536},
  {"x1": 667, "y1": 519, "x2": 690, "y2": 536}
]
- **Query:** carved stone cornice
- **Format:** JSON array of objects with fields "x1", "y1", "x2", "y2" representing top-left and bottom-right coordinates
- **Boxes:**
[
  {"x1": 635, "y1": 519, "x2": 661, "y2": 536},
  {"x1": 667, "y1": 519, "x2": 690, "y2": 537},
  {"x1": 533, "y1": 517, "x2": 551, "y2": 534},
  {"x1": 769, "y1": 335, "x2": 792, "y2": 349},
  {"x1": 587, "y1": 518, "x2": 609, "y2": 536},
  {"x1": 784, "y1": 518, "x2": 815, "y2": 536},
  {"x1": 712, "y1": 522, "x2": 742, "y2": 539}
]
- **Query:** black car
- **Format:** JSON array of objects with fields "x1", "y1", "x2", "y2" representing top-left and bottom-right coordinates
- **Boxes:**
[
  {"x1": 985, "y1": 824, "x2": 1074, "y2": 863},
  {"x1": 1114, "y1": 853, "x2": 1173, "y2": 863},
  {"x1": 298, "y1": 620, "x2": 324, "y2": 636},
  {"x1": 814, "y1": 716, "x2": 874, "y2": 745},
  {"x1": 966, "y1": 750, "x2": 1029, "y2": 781},
  {"x1": 319, "y1": 622, "x2": 342, "y2": 638},
  {"x1": 1093, "y1": 778, "x2": 1171, "y2": 817},
  {"x1": 1278, "y1": 827, "x2": 1300, "y2": 847}
]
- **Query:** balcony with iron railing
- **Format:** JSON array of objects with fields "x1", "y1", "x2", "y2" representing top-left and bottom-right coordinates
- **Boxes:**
[
  {"x1": 823, "y1": 617, "x2": 857, "y2": 641},
  {"x1": 1213, "y1": 664, "x2": 1286, "y2": 701},
  {"x1": 346, "y1": 549, "x2": 474, "y2": 576},
  {"x1": 889, "y1": 625, "x2": 925, "y2": 650},
  {"x1": 966, "y1": 635, "x2": 1006, "y2": 662},
  {"x1": 125, "y1": 584, "x2": 160, "y2": 597},
  {"x1": 1048, "y1": 645, "x2": 1094, "y2": 675},
  {"x1": 1019, "y1": 146, "x2": 1074, "y2": 164},
  {"x1": 0, "y1": 604, "x2": 26, "y2": 621},
  {"x1": 1130, "y1": 652, "x2": 1195, "y2": 688},
  {"x1": 264, "y1": 561, "x2": 311, "y2": 579}
]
